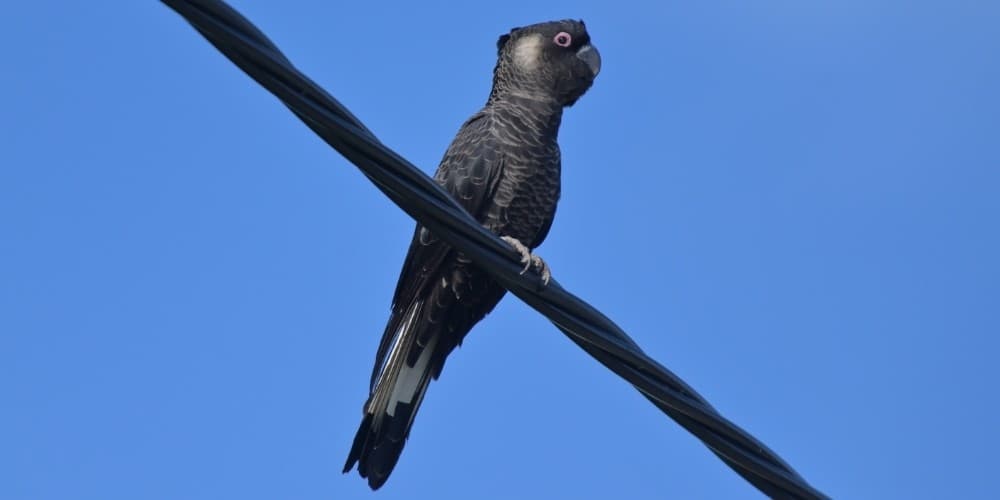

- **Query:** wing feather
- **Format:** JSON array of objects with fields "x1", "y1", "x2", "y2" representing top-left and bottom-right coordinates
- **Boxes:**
[{"x1": 368, "y1": 111, "x2": 503, "y2": 389}]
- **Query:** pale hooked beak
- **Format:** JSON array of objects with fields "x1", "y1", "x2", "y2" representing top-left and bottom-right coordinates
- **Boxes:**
[{"x1": 576, "y1": 44, "x2": 601, "y2": 77}]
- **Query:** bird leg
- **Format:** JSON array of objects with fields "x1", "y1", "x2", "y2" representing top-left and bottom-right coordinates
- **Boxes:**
[{"x1": 500, "y1": 236, "x2": 551, "y2": 285}]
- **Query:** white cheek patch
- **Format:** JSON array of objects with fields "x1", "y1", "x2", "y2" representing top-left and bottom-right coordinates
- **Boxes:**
[{"x1": 512, "y1": 33, "x2": 543, "y2": 71}]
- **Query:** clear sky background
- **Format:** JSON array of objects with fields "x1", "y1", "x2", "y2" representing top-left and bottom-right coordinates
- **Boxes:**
[{"x1": 3, "y1": 1, "x2": 998, "y2": 499}]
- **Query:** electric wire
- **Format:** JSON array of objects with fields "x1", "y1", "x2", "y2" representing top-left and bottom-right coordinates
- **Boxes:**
[{"x1": 160, "y1": 2, "x2": 829, "y2": 497}]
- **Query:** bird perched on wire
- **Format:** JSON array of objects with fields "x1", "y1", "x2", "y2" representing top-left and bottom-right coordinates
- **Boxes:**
[{"x1": 343, "y1": 19, "x2": 600, "y2": 489}]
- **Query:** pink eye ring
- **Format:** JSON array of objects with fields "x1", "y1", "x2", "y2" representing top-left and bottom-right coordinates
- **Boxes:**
[{"x1": 553, "y1": 32, "x2": 572, "y2": 47}]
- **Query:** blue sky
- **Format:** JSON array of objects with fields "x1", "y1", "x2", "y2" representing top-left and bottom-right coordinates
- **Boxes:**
[{"x1": 3, "y1": 1, "x2": 998, "y2": 498}]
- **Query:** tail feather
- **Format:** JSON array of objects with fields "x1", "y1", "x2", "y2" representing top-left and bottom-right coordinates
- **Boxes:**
[{"x1": 344, "y1": 301, "x2": 439, "y2": 490}]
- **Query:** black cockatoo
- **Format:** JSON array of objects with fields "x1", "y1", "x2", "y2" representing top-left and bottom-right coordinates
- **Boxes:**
[{"x1": 344, "y1": 19, "x2": 600, "y2": 489}]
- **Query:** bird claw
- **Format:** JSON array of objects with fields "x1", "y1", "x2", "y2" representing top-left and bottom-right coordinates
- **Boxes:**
[{"x1": 500, "y1": 236, "x2": 551, "y2": 285}]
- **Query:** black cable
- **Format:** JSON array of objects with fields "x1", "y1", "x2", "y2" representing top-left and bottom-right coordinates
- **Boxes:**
[{"x1": 159, "y1": 1, "x2": 829, "y2": 498}]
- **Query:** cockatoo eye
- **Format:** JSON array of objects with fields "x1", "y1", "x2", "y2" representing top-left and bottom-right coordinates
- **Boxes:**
[{"x1": 553, "y1": 32, "x2": 572, "y2": 47}]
